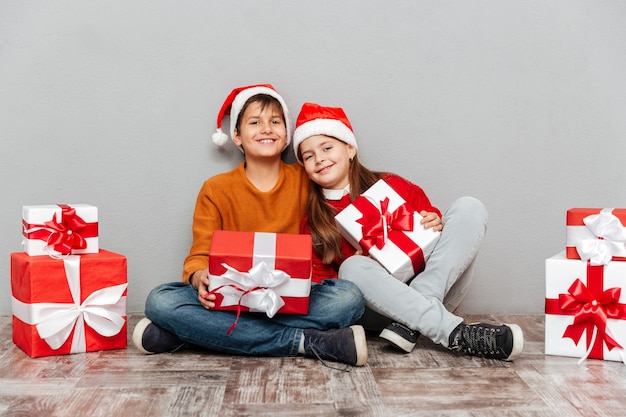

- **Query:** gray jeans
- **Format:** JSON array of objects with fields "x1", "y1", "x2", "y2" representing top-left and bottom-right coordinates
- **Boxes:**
[{"x1": 338, "y1": 196, "x2": 488, "y2": 347}]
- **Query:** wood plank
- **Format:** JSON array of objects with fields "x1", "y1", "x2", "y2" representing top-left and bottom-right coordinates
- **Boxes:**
[
  {"x1": 330, "y1": 365, "x2": 388, "y2": 416},
  {"x1": 0, "y1": 314, "x2": 625, "y2": 416},
  {"x1": 224, "y1": 356, "x2": 332, "y2": 404}
]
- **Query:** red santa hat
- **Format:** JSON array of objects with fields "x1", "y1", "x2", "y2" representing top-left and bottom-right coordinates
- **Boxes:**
[
  {"x1": 212, "y1": 83, "x2": 292, "y2": 150},
  {"x1": 292, "y1": 102, "x2": 358, "y2": 162}
]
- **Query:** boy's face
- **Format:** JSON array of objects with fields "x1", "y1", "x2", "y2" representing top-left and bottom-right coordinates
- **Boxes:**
[{"x1": 233, "y1": 101, "x2": 287, "y2": 159}]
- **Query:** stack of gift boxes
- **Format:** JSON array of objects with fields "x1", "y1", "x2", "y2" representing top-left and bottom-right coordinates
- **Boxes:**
[
  {"x1": 545, "y1": 208, "x2": 626, "y2": 362},
  {"x1": 11, "y1": 204, "x2": 128, "y2": 357}
]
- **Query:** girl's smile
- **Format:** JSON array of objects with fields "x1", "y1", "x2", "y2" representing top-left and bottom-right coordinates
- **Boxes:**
[{"x1": 315, "y1": 161, "x2": 335, "y2": 174}]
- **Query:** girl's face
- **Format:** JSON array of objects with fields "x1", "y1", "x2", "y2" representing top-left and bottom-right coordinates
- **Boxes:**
[
  {"x1": 299, "y1": 135, "x2": 356, "y2": 190},
  {"x1": 233, "y1": 101, "x2": 287, "y2": 159}
]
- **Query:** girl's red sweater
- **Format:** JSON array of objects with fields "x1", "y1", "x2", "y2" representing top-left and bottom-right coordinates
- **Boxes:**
[{"x1": 300, "y1": 173, "x2": 440, "y2": 282}]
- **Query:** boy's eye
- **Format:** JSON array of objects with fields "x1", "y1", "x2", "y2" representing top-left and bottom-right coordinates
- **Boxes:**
[{"x1": 271, "y1": 119, "x2": 282, "y2": 125}]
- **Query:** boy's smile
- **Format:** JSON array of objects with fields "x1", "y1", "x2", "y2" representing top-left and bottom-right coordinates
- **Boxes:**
[{"x1": 257, "y1": 138, "x2": 278, "y2": 144}]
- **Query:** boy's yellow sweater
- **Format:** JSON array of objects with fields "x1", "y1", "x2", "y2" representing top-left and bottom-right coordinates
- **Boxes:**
[{"x1": 182, "y1": 161, "x2": 309, "y2": 281}]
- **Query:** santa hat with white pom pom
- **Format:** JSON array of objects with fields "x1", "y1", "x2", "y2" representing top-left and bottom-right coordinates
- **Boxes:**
[{"x1": 212, "y1": 84, "x2": 293, "y2": 151}]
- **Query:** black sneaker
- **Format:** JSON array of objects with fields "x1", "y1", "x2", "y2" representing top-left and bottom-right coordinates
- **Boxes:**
[
  {"x1": 303, "y1": 325, "x2": 368, "y2": 366},
  {"x1": 132, "y1": 317, "x2": 185, "y2": 354},
  {"x1": 379, "y1": 322, "x2": 420, "y2": 353},
  {"x1": 448, "y1": 322, "x2": 524, "y2": 361}
]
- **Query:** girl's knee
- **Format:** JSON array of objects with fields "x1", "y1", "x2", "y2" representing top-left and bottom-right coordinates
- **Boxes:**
[{"x1": 447, "y1": 196, "x2": 488, "y2": 224}]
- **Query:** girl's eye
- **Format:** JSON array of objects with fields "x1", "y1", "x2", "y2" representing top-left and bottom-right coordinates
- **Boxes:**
[
  {"x1": 271, "y1": 119, "x2": 282, "y2": 125},
  {"x1": 303, "y1": 154, "x2": 312, "y2": 161},
  {"x1": 324, "y1": 146, "x2": 332, "y2": 151}
]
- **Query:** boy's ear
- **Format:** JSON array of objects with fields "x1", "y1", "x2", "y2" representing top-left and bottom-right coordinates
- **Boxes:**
[{"x1": 232, "y1": 129, "x2": 242, "y2": 147}]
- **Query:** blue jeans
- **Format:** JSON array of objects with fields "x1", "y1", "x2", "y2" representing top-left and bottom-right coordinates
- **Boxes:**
[
  {"x1": 144, "y1": 278, "x2": 365, "y2": 357},
  {"x1": 339, "y1": 196, "x2": 488, "y2": 347}
]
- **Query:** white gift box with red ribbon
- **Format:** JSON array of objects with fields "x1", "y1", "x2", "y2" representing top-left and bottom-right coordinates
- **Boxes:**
[
  {"x1": 545, "y1": 252, "x2": 626, "y2": 363},
  {"x1": 208, "y1": 231, "x2": 312, "y2": 322},
  {"x1": 566, "y1": 208, "x2": 626, "y2": 265},
  {"x1": 22, "y1": 204, "x2": 99, "y2": 256},
  {"x1": 11, "y1": 250, "x2": 127, "y2": 357},
  {"x1": 335, "y1": 179, "x2": 440, "y2": 282}
]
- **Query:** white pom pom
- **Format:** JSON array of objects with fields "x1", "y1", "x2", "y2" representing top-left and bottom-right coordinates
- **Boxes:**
[{"x1": 212, "y1": 129, "x2": 229, "y2": 146}]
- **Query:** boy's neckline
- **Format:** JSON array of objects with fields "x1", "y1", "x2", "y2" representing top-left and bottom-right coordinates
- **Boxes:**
[{"x1": 242, "y1": 160, "x2": 283, "y2": 192}]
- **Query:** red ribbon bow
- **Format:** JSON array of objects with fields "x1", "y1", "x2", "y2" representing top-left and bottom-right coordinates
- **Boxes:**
[
  {"x1": 559, "y1": 278, "x2": 623, "y2": 351},
  {"x1": 205, "y1": 284, "x2": 267, "y2": 335},
  {"x1": 44, "y1": 206, "x2": 89, "y2": 255},
  {"x1": 357, "y1": 197, "x2": 415, "y2": 252}
]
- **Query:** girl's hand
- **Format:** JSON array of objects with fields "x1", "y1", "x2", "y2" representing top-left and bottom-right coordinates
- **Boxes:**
[
  {"x1": 420, "y1": 210, "x2": 443, "y2": 232},
  {"x1": 191, "y1": 269, "x2": 216, "y2": 309}
]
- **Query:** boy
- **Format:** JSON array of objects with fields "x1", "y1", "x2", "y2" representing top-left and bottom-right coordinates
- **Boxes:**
[{"x1": 133, "y1": 85, "x2": 367, "y2": 367}]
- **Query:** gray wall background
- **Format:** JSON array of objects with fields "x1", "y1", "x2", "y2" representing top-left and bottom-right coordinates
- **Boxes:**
[{"x1": 2, "y1": 1, "x2": 626, "y2": 316}]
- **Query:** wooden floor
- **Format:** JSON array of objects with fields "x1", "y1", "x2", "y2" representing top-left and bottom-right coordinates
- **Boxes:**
[{"x1": 1, "y1": 314, "x2": 626, "y2": 417}]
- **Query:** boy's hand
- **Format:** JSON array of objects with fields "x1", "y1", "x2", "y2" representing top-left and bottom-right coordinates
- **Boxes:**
[
  {"x1": 420, "y1": 210, "x2": 443, "y2": 232},
  {"x1": 191, "y1": 269, "x2": 216, "y2": 309}
]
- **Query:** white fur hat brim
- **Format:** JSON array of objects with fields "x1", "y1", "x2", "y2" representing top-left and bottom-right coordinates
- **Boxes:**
[{"x1": 292, "y1": 118, "x2": 357, "y2": 162}]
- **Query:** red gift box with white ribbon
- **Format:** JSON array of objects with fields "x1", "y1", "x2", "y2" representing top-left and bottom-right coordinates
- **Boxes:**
[
  {"x1": 208, "y1": 231, "x2": 312, "y2": 320},
  {"x1": 566, "y1": 208, "x2": 626, "y2": 265},
  {"x1": 545, "y1": 252, "x2": 626, "y2": 363},
  {"x1": 334, "y1": 179, "x2": 440, "y2": 283},
  {"x1": 22, "y1": 204, "x2": 99, "y2": 256},
  {"x1": 11, "y1": 250, "x2": 127, "y2": 357}
]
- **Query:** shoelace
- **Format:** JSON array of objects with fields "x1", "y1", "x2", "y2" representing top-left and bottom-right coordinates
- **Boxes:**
[
  {"x1": 305, "y1": 343, "x2": 351, "y2": 372},
  {"x1": 461, "y1": 325, "x2": 500, "y2": 355},
  {"x1": 391, "y1": 323, "x2": 415, "y2": 335}
]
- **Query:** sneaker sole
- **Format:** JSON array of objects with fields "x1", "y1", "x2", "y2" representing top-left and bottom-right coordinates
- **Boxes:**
[
  {"x1": 350, "y1": 325, "x2": 368, "y2": 366},
  {"x1": 132, "y1": 317, "x2": 156, "y2": 354},
  {"x1": 379, "y1": 328, "x2": 416, "y2": 353},
  {"x1": 504, "y1": 323, "x2": 524, "y2": 361}
]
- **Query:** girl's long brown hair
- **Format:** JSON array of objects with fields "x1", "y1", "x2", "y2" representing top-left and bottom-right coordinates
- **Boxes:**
[{"x1": 306, "y1": 153, "x2": 382, "y2": 264}]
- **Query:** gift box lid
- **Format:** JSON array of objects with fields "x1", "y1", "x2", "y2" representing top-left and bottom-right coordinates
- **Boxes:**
[{"x1": 209, "y1": 231, "x2": 312, "y2": 278}]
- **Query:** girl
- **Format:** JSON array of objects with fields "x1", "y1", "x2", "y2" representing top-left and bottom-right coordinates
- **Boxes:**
[
  {"x1": 293, "y1": 102, "x2": 523, "y2": 361},
  {"x1": 133, "y1": 86, "x2": 367, "y2": 367}
]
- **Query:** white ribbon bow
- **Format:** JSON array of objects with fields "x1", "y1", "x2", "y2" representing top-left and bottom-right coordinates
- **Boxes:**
[
  {"x1": 11, "y1": 255, "x2": 127, "y2": 353},
  {"x1": 217, "y1": 261, "x2": 291, "y2": 318},
  {"x1": 576, "y1": 210, "x2": 626, "y2": 265}
]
